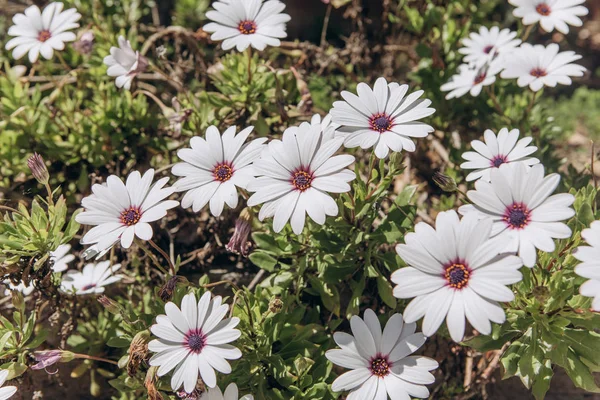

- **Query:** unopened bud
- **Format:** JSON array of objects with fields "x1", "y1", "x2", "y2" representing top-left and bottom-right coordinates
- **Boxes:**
[
  {"x1": 31, "y1": 350, "x2": 75, "y2": 372},
  {"x1": 97, "y1": 295, "x2": 123, "y2": 315},
  {"x1": 28, "y1": 153, "x2": 49, "y2": 184},
  {"x1": 226, "y1": 208, "x2": 253, "y2": 257},
  {"x1": 73, "y1": 31, "x2": 94, "y2": 55},
  {"x1": 433, "y1": 171, "x2": 458, "y2": 193},
  {"x1": 11, "y1": 290, "x2": 25, "y2": 311},
  {"x1": 269, "y1": 298, "x2": 283, "y2": 314}
]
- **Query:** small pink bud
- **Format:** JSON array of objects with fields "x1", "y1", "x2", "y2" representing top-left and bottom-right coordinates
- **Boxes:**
[{"x1": 27, "y1": 153, "x2": 49, "y2": 184}]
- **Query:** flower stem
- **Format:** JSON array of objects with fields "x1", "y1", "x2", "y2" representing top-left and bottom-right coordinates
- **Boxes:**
[
  {"x1": 247, "y1": 47, "x2": 253, "y2": 85},
  {"x1": 524, "y1": 90, "x2": 538, "y2": 119},
  {"x1": 149, "y1": 239, "x2": 176, "y2": 275},
  {"x1": 484, "y1": 86, "x2": 512, "y2": 124},
  {"x1": 75, "y1": 353, "x2": 118, "y2": 366},
  {"x1": 522, "y1": 24, "x2": 534, "y2": 41},
  {"x1": 45, "y1": 183, "x2": 54, "y2": 207},
  {"x1": 320, "y1": 4, "x2": 333, "y2": 47}
]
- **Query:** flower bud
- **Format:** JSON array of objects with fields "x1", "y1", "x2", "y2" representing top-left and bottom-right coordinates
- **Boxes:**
[
  {"x1": 225, "y1": 208, "x2": 253, "y2": 257},
  {"x1": 31, "y1": 350, "x2": 75, "y2": 372},
  {"x1": 97, "y1": 295, "x2": 123, "y2": 315},
  {"x1": 269, "y1": 298, "x2": 283, "y2": 314},
  {"x1": 73, "y1": 31, "x2": 94, "y2": 55},
  {"x1": 11, "y1": 290, "x2": 25, "y2": 311},
  {"x1": 28, "y1": 153, "x2": 49, "y2": 184},
  {"x1": 433, "y1": 171, "x2": 458, "y2": 193}
]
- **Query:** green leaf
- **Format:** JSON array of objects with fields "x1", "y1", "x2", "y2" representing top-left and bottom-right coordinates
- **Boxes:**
[
  {"x1": 249, "y1": 251, "x2": 278, "y2": 272},
  {"x1": 532, "y1": 359, "x2": 553, "y2": 400},
  {"x1": 376, "y1": 276, "x2": 396, "y2": 308}
]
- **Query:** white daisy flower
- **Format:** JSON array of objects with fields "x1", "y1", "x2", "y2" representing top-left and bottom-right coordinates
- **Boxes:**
[
  {"x1": 458, "y1": 26, "x2": 521, "y2": 68},
  {"x1": 172, "y1": 126, "x2": 267, "y2": 217},
  {"x1": 0, "y1": 370, "x2": 17, "y2": 400},
  {"x1": 509, "y1": 0, "x2": 589, "y2": 34},
  {"x1": 50, "y1": 244, "x2": 75, "y2": 273},
  {"x1": 201, "y1": 383, "x2": 253, "y2": 400},
  {"x1": 203, "y1": 0, "x2": 291, "y2": 52},
  {"x1": 5, "y1": 2, "x2": 81, "y2": 63},
  {"x1": 500, "y1": 43, "x2": 586, "y2": 92},
  {"x1": 331, "y1": 77, "x2": 435, "y2": 159},
  {"x1": 75, "y1": 169, "x2": 179, "y2": 259},
  {"x1": 247, "y1": 114, "x2": 355, "y2": 234},
  {"x1": 461, "y1": 128, "x2": 539, "y2": 182},
  {"x1": 574, "y1": 221, "x2": 600, "y2": 311},
  {"x1": 458, "y1": 163, "x2": 575, "y2": 268},
  {"x1": 148, "y1": 292, "x2": 242, "y2": 393},
  {"x1": 60, "y1": 261, "x2": 123, "y2": 295},
  {"x1": 3, "y1": 282, "x2": 35, "y2": 297},
  {"x1": 325, "y1": 309, "x2": 438, "y2": 400},
  {"x1": 441, "y1": 62, "x2": 504, "y2": 100},
  {"x1": 103, "y1": 35, "x2": 148, "y2": 91},
  {"x1": 391, "y1": 211, "x2": 524, "y2": 342}
]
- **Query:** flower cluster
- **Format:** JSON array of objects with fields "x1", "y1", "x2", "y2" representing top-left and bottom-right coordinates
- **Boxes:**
[
  {"x1": 442, "y1": 1, "x2": 586, "y2": 99},
  {"x1": 1, "y1": 0, "x2": 595, "y2": 399}
]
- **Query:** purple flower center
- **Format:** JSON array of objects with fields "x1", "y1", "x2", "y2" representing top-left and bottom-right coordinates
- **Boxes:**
[
  {"x1": 238, "y1": 20, "x2": 257, "y2": 35},
  {"x1": 369, "y1": 113, "x2": 393, "y2": 133},
  {"x1": 530, "y1": 67, "x2": 547, "y2": 78},
  {"x1": 184, "y1": 329, "x2": 207, "y2": 354},
  {"x1": 120, "y1": 207, "x2": 142, "y2": 226},
  {"x1": 483, "y1": 45, "x2": 494, "y2": 54},
  {"x1": 82, "y1": 283, "x2": 97, "y2": 291},
  {"x1": 370, "y1": 356, "x2": 391, "y2": 377},
  {"x1": 491, "y1": 155, "x2": 508, "y2": 168},
  {"x1": 504, "y1": 203, "x2": 530, "y2": 229},
  {"x1": 445, "y1": 262, "x2": 470, "y2": 289},
  {"x1": 38, "y1": 30, "x2": 52, "y2": 42},
  {"x1": 292, "y1": 170, "x2": 312, "y2": 191},
  {"x1": 214, "y1": 163, "x2": 233, "y2": 182},
  {"x1": 473, "y1": 73, "x2": 487, "y2": 85},
  {"x1": 535, "y1": 3, "x2": 551, "y2": 16}
]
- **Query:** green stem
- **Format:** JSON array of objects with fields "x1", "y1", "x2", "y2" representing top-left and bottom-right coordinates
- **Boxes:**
[
  {"x1": 149, "y1": 239, "x2": 176, "y2": 275},
  {"x1": 75, "y1": 353, "x2": 118, "y2": 366},
  {"x1": 247, "y1": 47, "x2": 253, "y2": 85}
]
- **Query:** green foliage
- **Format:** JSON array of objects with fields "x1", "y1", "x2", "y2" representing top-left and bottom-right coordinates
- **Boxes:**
[
  {"x1": 466, "y1": 185, "x2": 600, "y2": 400},
  {"x1": 0, "y1": 194, "x2": 80, "y2": 272}
]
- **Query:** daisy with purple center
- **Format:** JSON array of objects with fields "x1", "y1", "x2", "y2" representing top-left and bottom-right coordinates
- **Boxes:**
[
  {"x1": 60, "y1": 261, "x2": 123, "y2": 295},
  {"x1": 5, "y1": 2, "x2": 81, "y2": 63},
  {"x1": 500, "y1": 43, "x2": 586, "y2": 92},
  {"x1": 459, "y1": 163, "x2": 575, "y2": 268},
  {"x1": 247, "y1": 114, "x2": 355, "y2": 234},
  {"x1": 509, "y1": 0, "x2": 588, "y2": 34},
  {"x1": 441, "y1": 62, "x2": 503, "y2": 100},
  {"x1": 76, "y1": 169, "x2": 179, "y2": 259},
  {"x1": 203, "y1": 0, "x2": 291, "y2": 52},
  {"x1": 574, "y1": 221, "x2": 600, "y2": 311},
  {"x1": 148, "y1": 292, "x2": 242, "y2": 393},
  {"x1": 461, "y1": 128, "x2": 539, "y2": 182},
  {"x1": 172, "y1": 126, "x2": 266, "y2": 217},
  {"x1": 458, "y1": 26, "x2": 521, "y2": 69},
  {"x1": 330, "y1": 77, "x2": 435, "y2": 159},
  {"x1": 325, "y1": 309, "x2": 438, "y2": 400},
  {"x1": 391, "y1": 211, "x2": 524, "y2": 342}
]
